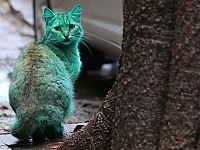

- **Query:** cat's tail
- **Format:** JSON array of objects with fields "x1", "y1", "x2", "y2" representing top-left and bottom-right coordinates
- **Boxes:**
[
  {"x1": 10, "y1": 117, "x2": 37, "y2": 140},
  {"x1": 10, "y1": 115, "x2": 64, "y2": 140}
]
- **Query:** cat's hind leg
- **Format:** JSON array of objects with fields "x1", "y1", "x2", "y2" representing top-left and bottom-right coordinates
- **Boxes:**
[
  {"x1": 31, "y1": 122, "x2": 64, "y2": 140},
  {"x1": 35, "y1": 115, "x2": 64, "y2": 139},
  {"x1": 63, "y1": 101, "x2": 73, "y2": 118},
  {"x1": 31, "y1": 128, "x2": 46, "y2": 142},
  {"x1": 44, "y1": 122, "x2": 64, "y2": 139}
]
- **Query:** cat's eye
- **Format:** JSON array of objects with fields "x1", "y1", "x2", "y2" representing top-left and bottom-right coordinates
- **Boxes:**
[
  {"x1": 54, "y1": 26, "x2": 61, "y2": 31},
  {"x1": 69, "y1": 24, "x2": 75, "y2": 30}
]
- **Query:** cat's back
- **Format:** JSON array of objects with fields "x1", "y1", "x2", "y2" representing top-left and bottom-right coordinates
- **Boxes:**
[
  {"x1": 12, "y1": 43, "x2": 66, "y2": 79},
  {"x1": 9, "y1": 43, "x2": 71, "y2": 108},
  {"x1": 16, "y1": 43, "x2": 57, "y2": 72}
]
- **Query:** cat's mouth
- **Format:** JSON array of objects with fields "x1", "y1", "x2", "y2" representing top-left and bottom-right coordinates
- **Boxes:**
[{"x1": 64, "y1": 38, "x2": 70, "y2": 42}]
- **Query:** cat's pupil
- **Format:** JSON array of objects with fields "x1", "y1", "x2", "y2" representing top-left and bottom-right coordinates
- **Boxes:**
[
  {"x1": 54, "y1": 26, "x2": 61, "y2": 31},
  {"x1": 69, "y1": 24, "x2": 75, "y2": 30}
]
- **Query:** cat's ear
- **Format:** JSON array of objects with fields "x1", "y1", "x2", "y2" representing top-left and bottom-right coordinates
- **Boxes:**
[
  {"x1": 70, "y1": 5, "x2": 81, "y2": 19},
  {"x1": 43, "y1": 7, "x2": 54, "y2": 23}
]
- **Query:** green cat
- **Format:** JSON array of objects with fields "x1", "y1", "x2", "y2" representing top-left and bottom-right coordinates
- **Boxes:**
[{"x1": 9, "y1": 5, "x2": 83, "y2": 140}]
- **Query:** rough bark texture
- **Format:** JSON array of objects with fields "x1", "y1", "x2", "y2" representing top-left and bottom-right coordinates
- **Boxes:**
[
  {"x1": 60, "y1": 0, "x2": 200, "y2": 149},
  {"x1": 111, "y1": 0, "x2": 174, "y2": 149},
  {"x1": 59, "y1": 77, "x2": 124, "y2": 150},
  {"x1": 159, "y1": 1, "x2": 200, "y2": 149},
  {"x1": 59, "y1": 90, "x2": 114, "y2": 149}
]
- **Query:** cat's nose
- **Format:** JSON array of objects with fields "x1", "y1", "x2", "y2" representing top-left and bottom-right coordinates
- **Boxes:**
[{"x1": 64, "y1": 34, "x2": 69, "y2": 38}]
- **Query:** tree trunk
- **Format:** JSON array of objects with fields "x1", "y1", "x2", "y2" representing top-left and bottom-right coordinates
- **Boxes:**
[
  {"x1": 60, "y1": 0, "x2": 200, "y2": 149},
  {"x1": 159, "y1": 1, "x2": 200, "y2": 149},
  {"x1": 111, "y1": 0, "x2": 174, "y2": 149}
]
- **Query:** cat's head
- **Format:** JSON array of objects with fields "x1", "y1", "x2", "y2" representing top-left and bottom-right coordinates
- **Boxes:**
[{"x1": 43, "y1": 5, "x2": 83, "y2": 46}]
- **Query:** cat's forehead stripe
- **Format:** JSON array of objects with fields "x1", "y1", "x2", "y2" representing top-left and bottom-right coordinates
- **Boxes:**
[{"x1": 55, "y1": 13, "x2": 70, "y2": 25}]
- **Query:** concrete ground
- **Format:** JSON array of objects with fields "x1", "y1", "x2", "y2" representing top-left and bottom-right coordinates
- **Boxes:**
[{"x1": 0, "y1": 0, "x2": 112, "y2": 149}]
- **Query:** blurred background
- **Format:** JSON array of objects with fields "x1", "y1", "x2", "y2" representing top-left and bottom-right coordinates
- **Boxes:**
[{"x1": 0, "y1": 0, "x2": 122, "y2": 148}]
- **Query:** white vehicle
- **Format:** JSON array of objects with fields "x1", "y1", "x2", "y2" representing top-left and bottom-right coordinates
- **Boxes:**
[{"x1": 33, "y1": 0, "x2": 123, "y2": 71}]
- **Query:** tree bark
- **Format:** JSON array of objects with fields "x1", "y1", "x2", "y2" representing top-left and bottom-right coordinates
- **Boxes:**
[
  {"x1": 111, "y1": 0, "x2": 174, "y2": 149},
  {"x1": 159, "y1": 1, "x2": 200, "y2": 149},
  {"x1": 59, "y1": 86, "x2": 117, "y2": 149},
  {"x1": 60, "y1": 0, "x2": 200, "y2": 149}
]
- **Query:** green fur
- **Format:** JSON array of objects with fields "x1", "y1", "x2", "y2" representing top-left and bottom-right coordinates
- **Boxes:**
[{"x1": 9, "y1": 5, "x2": 83, "y2": 140}]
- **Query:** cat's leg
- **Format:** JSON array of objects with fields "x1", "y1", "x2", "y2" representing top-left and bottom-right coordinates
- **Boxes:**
[
  {"x1": 31, "y1": 128, "x2": 46, "y2": 142},
  {"x1": 44, "y1": 122, "x2": 64, "y2": 139},
  {"x1": 63, "y1": 100, "x2": 73, "y2": 118},
  {"x1": 34, "y1": 114, "x2": 64, "y2": 139}
]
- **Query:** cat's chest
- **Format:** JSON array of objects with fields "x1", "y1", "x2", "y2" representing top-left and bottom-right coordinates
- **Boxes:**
[
  {"x1": 50, "y1": 47, "x2": 81, "y2": 81},
  {"x1": 63, "y1": 56, "x2": 81, "y2": 81}
]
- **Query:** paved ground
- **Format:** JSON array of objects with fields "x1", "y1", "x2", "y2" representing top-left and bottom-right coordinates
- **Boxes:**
[
  {"x1": 0, "y1": 0, "x2": 113, "y2": 149},
  {"x1": 0, "y1": 99, "x2": 100, "y2": 150}
]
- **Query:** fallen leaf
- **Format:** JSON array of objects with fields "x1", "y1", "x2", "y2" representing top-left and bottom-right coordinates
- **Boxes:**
[{"x1": 50, "y1": 143, "x2": 62, "y2": 149}]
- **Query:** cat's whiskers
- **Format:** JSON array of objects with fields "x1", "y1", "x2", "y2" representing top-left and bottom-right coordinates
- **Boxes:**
[{"x1": 71, "y1": 35, "x2": 91, "y2": 55}]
